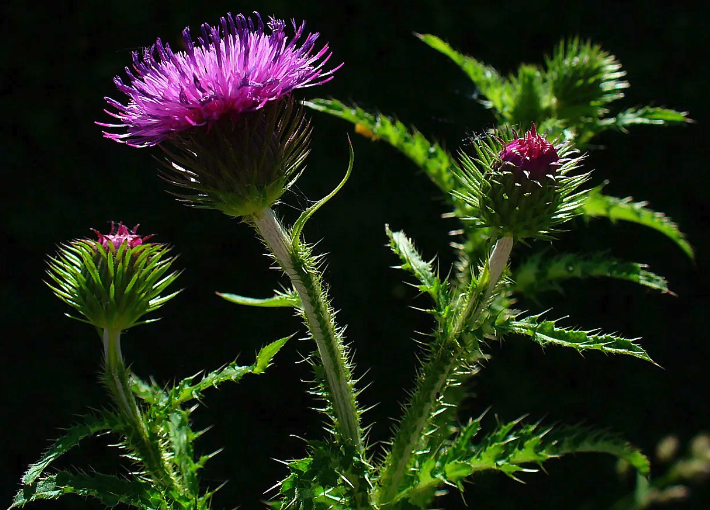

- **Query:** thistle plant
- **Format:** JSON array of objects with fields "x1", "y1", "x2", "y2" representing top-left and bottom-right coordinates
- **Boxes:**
[{"x1": 12, "y1": 11, "x2": 699, "y2": 510}]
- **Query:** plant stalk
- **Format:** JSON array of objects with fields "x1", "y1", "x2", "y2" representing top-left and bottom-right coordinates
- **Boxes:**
[
  {"x1": 251, "y1": 207, "x2": 362, "y2": 450},
  {"x1": 102, "y1": 328, "x2": 179, "y2": 500},
  {"x1": 378, "y1": 235, "x2": 514, "y2": 505}
]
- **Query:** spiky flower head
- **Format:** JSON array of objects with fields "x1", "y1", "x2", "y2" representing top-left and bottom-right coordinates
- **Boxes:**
[
  {"x1": 100, "y1": 12, "x2": 339, "y2": 217},
  {"x1": 454, "y1": 124, "x2": 590, "y2": 240},
  {"x1": 46, "y1": 223, "x2": 181, "y2": 331}
]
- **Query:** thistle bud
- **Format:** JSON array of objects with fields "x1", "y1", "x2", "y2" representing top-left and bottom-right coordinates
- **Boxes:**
[
  {"x1": 160, "y1": 98, "x2": 311, "y2": 217},
  {"x1": 454, "y1": 124, "x2": 590, "y2": 240},
  {"x1": 46, "y1": 223, "x2": 181, "y2": 331}
]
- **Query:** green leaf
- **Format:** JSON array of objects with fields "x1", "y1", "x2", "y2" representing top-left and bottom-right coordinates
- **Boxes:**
[
  {"x1": 513, "y1": 251, "x2": 671, "y2": 297},
  {"x1": 12, "y1": 471, "x2": 162, "y2": 509},
  {"x1": 582, "y1": 185, "x2": 693, "y2": 259},
  {"x1": 385, "y1": 226, "x2": 442, "y2": 305},
  {"x1": 305, "y1": 98, "x2": 456, "y2": 194},
  {"x1": 406, "y1": 417, "x2": 649, "y2": 506},
  {"x1": 216, "y1": 289, "x2": 301, "y2": 308},
  {"x1": 21, "y1": 413, "x2": 120, "y2": 486},
  {"x1": 291, "y1": 137, "x2": 353, "y2": 244},
  {"x1": 254, "y1": 336, "x2": 291, "y2": 374},
  {"x1": 171, "y1": 336, "x2": 291, "y2": 405},
  {"x1": 416, "y1": 33, "x2": 508, "y2": 115},
  {"x1": 604, "y1": 106, "x2": 691, "y2": 132},
  {"x1": 506, "y1": 315, "x2": 655, "y2": 364}
]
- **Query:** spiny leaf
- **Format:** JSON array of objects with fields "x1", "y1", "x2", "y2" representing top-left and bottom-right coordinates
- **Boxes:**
[
  {"x1": 406, "y1": 418, "x2": 649, "y2": 507},
  {"x1": 172, "y1": 336, "x2": 291, "y2": 405},
  {"x1": 506, "y1": 315, "x2": 655, "y2": 364},
  {"x1": 513, "y1": 251, "x2": 670, "y2": 297},
  {"x1": 254, "y1": 336, "x2": 291, "y2": 374},
  {"x1": 12, "y1": 471, "x2": 162, "y2": 509},
  {"x1": 216, "y1": 289, "x2": 301, "y2": 308},
  {"x1": 21, "y1": 412, "x2": 120, "y2": 486},
  {"x1": 385, "y1": 226, "x2": 443, "y2": 305},
  {"x1": 305, "y1": 98, "x2": 456, "y2": 194},
  {"x1": 582, "y1": 185, "x2": 693, "y2": 259},
  {"x1": 602, "y1": 106, "x2": 691, "y2": 132},
  {"x1": 274, "y1": 440, "x2": 371, "y2": 510},
  {"x1": 415, "y1": 33, "x2": 508, "y2": 114}
]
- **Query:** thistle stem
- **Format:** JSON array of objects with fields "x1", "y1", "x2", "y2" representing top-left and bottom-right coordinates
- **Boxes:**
[
  {"x1": 378, "y1": 235, "x2": 514, "y2": 505},
  {"x1": 486, "y1": 235, "x2": 514, "y2": 295},
  {"x1": 102, "y1": 329, "x2": 178, "y2": 499},
  {"x1": 103, "y1": 329, "x2": 136, "y2": 425},
  {"x1": 251, "y1": 207, "x2": 362, "y2": 450}
]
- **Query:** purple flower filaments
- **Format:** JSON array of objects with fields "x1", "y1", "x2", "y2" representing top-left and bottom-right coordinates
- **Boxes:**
[{"x1": 101, "y1": 13, "x2": 338, "y2": 147}]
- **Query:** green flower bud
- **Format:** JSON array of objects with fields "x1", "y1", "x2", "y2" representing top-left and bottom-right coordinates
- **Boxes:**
[
  {"x1": 46, "y1": 223, "x2": 181, "y2": 331},
  {"x1": 159, "y1": 98, "x2": 311, "y2": 217},
  {"x1": 453, "y1": 124, "x2": 590, "y2": 240}
]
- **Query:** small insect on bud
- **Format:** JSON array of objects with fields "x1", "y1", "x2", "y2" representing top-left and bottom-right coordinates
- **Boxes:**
[
  {"x1": 46, "y1": 223, "x2": 181, "y2": 332},
  {"x1": 454, "y1": 124, "x2": 590, "y2": 241}
]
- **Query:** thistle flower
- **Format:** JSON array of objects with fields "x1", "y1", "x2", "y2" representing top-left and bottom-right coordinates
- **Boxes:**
[
  {"x1": 454, "y1": 125, "x2": 590, "y2": 240},
  {"x1": 101, "y1": 13, "x2": 339, "y2": 217},
  {"x1": 46, "y1": 223, "x2": 181, "y2": 331}
]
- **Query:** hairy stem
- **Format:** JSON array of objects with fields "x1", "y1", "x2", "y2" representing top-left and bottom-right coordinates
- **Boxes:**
[
  {"x1": 102, "y1": 329, "x2": 179, "y2": 501},
  {"x1": 251, "y1": 207, "x2": 362, "y2": 450},
  {"x1": 378, "y1": 235, "x2": 514, "y2": 505}
]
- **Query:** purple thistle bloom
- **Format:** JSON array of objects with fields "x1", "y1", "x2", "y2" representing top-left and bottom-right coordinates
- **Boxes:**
[
  {"x1": 100, "y1": 13, "x2": 339, "y2": 147},
  {"x1": 499, "y1": 124, "x2": 561, "y2": 180}
]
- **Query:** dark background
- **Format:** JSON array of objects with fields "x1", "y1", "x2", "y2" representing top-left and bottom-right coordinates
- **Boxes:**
[{"x1": 2, "y1": 0, "x2": 708, "y2": 508}]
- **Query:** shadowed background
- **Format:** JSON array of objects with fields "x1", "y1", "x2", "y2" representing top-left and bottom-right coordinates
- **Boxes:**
[{"x1": 2, "y1": 0, "x2": 708, "y2": 508}]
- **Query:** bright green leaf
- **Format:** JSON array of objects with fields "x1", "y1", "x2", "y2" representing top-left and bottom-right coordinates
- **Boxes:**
[
  {"x1": 216, "y1": 290, "x2": 301, "y2": 308},
  {"x1": 305, "y1": 98, "x2": 455, "y2": 194},
  {"x1": 513, "y1": 251, "x2": 671, "y2": 297},
  {"x1": 582, "y1": 185, "x2": 693, "y2": 259},
  {"x1": 507, "y1": 315, "x2": 655, "y2": 364},
  {"x1": 12, "y1": 471, "x2": 161, "y2": 509}
]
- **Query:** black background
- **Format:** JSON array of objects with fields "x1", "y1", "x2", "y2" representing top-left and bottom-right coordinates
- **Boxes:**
[{"x1": 2, "y1": 0, "x2": 709, "y2": 509}]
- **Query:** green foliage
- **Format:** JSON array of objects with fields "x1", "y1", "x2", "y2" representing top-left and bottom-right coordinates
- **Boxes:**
[
  {"x1": 304, "y1": 99, "x2": 456, "y2": 195},
  {"x1": 402, "y1": 416, "x2": 649, "y2": 508},
  {"x1": 275, "y1": 440, "x2": 373, "y2": 510},
  {"x1": 417, "y1": 35, "x2": 689, "y2": 145},
  {"x1": 12, "y1": 471, "x2": 164, "y2": 510},
  {"x1": 413, "y1": 33, "x2": 508, "y2": 116},
  {"x1": 216, "y1": 289, "x2": 301, "y2": 307},
  {"x1": 545, "y1": 38, "x2": 628, "y2": 123},
  {"x1": 378, "y1": 227, "x2": 491, "y2": 506},
  {"x1": 385, "y1": 227, "x2": 444, "y2": 306},
  {"x1": 12, "y1": 340, "x2": 288, "y2": 510},
  {"x1": 513, "y1": 251, "x2": 670, "y2": 297},
  {"x1": 501, "y1": 314, "x2": 655, "y2": 364},
  {"x1": 19, "y1": 413, "x2": 119, "y2": 488},
  {"x1": 582, "y1": 185, "x2": 694, "y2": 259},
  {"x1": 599, "y1": 106, "x2": 692, "y2": 133}
]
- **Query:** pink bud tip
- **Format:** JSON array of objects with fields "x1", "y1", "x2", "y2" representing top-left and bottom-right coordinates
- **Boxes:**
[
  {"x1": 92, "y1": 222, "x2": 154, "y2": 251},
  {"x1": 499, "y1": 124, "x2": 560, "y2": 180}
]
